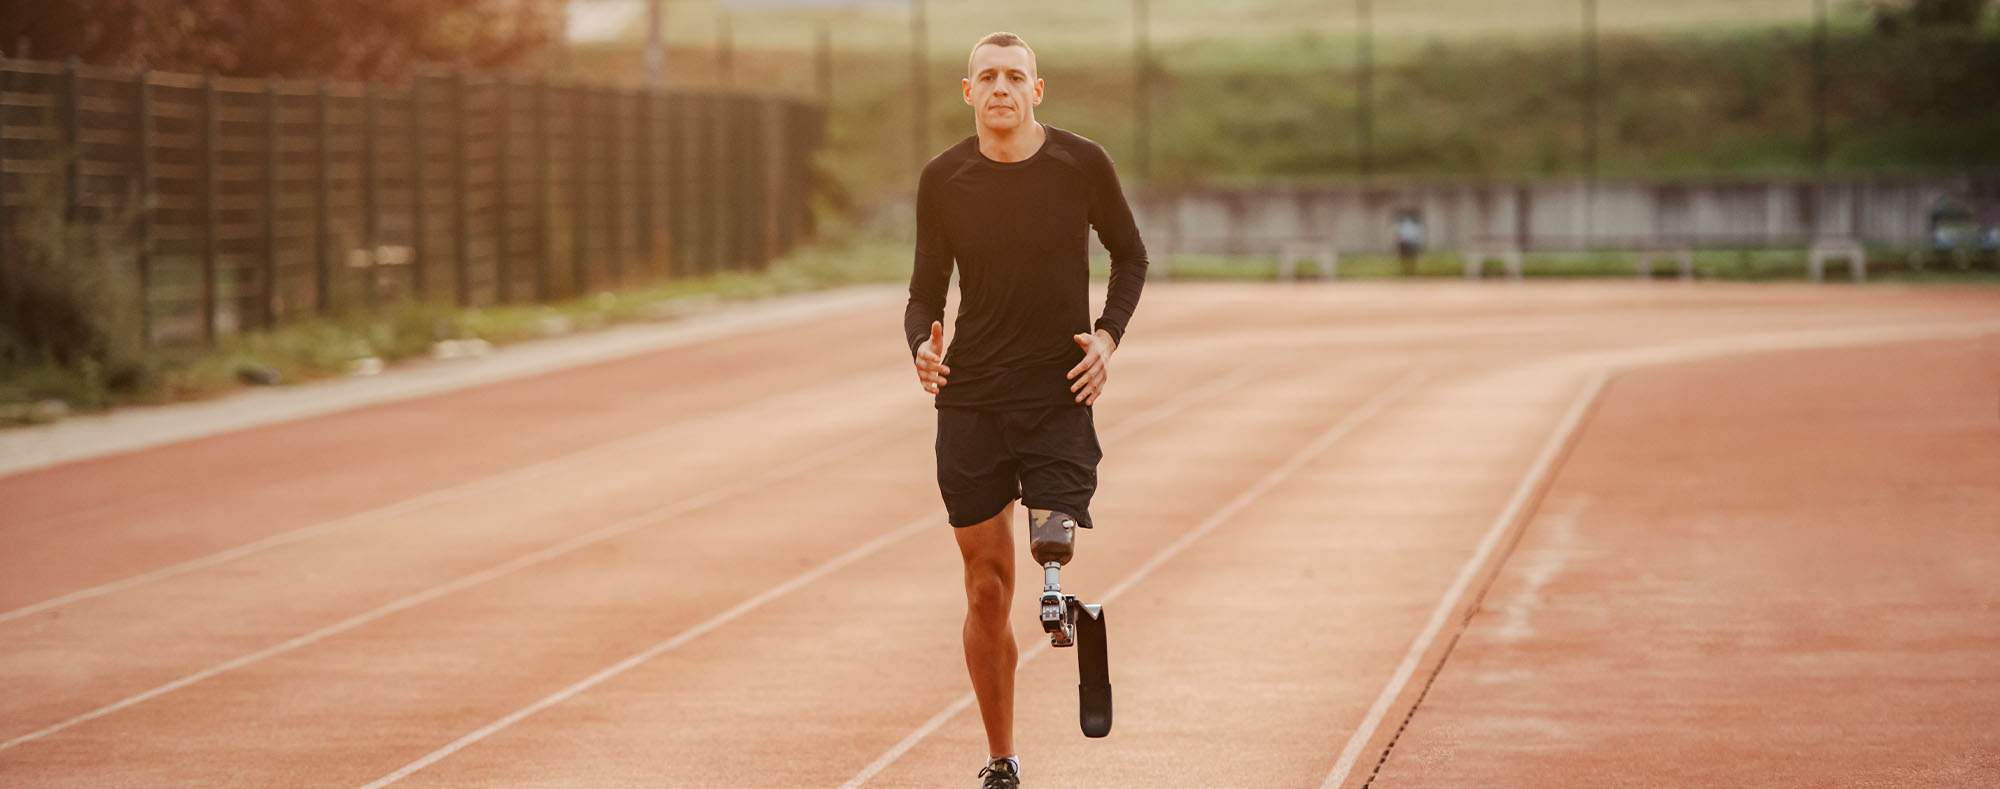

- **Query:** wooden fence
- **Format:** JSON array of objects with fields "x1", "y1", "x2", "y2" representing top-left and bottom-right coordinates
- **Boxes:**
[{"x1": 0, "y1": 57, "x2": 824, "y2": 346}]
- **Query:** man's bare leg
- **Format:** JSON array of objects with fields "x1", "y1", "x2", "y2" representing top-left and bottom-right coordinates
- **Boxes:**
[{"x1": 954, "y1": 505, "x2": 1017, "y2": 760}]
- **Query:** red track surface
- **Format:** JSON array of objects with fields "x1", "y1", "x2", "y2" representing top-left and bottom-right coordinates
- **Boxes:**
[
  {"x1": 1, "y1": 282, "x2": 1995, "y2": 787},
  {"x1": 1370, "y1": 337, "x2": 2000, "y2": 787}
]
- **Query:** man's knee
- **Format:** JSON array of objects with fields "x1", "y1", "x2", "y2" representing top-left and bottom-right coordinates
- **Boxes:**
[{"x1": 964, "y1": 560, "x2": 1012, "y2": 614}]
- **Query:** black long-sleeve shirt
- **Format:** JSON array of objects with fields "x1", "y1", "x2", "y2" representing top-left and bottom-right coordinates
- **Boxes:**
[{"x1": 904, "y1": 126, "x2": 1149, "y2": 410}]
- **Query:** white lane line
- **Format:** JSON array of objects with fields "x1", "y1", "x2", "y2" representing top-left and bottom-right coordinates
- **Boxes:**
[
  {"x1": 362, "y1": 366, "x2": 1259, "y2": 788},
  {"x1": 1319, "y1": 369, "x2": 1608, "y2": 789},
  {"x1": 841, "y1": 369, "x2": 1428, "y2": 789},
  {"x1": 1315, "y1": 321, "x2": 2000, "y2": 787},
  {"x1": 0, "y1": 427, "x2": 895, "y2": 753},
  {"x1": 0, "y1": 372, "x2": 878, "y2": 625}
]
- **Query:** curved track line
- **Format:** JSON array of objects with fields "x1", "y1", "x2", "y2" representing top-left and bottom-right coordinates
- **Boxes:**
[
  {"x1": 361, "y1": 366, "x2": 1261, "y2": 788},
  {"x1": 0, "y1": 371, "x2": 879, "y2": 625},
  {"x1": 1318, "y1": 370, "x2": 1606, "y2": 788},
  {"x1": 0, "y1": 427, "x2": 896, "y2": 752},
  {"x1": 841, "y1": 368, "x2": 1428, "y2": 788},
  {"x1": 1322, "y1": 319, "x2": 2000, "y2": 788}
]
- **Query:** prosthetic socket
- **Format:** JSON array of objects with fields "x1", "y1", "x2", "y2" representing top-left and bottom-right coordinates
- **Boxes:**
[{"x1": 1030, "y1": 509, "x2": 1079, "y2": 647}]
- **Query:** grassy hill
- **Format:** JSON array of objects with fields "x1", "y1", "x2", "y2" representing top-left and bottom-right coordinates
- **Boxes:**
[{"x1": 565, "y1": 1, "x2": 2000, "y2": 204}]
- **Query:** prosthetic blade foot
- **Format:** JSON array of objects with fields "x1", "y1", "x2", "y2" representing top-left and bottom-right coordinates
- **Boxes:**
[{"x1": 1074, "y1": 601, "x2": 1112, "y2": 738}]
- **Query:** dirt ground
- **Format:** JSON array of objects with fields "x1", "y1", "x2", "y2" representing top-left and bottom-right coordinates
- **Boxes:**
[{"x1": 1, "y1": 281, "x2": 1995, "y2": 787}]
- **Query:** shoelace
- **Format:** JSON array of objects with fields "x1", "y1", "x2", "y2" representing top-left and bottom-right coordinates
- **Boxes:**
[{"x1": 977, "y1": 761, "x2": 1019, "y2": 786}]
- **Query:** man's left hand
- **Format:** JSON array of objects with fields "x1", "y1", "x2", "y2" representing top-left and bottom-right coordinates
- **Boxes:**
[{"x1": 1067, "y1": 330, "x2": 1116, "y2": 405}]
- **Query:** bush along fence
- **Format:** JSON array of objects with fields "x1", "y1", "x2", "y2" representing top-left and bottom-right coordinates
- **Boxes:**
[{"x1": 0, "y1": 56, "x2": 826, "y2": 348}]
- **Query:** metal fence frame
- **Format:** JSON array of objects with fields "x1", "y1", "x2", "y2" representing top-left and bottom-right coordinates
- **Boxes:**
[{"x1": 0, "y1": 56, "x2": 825, "y2": 347}]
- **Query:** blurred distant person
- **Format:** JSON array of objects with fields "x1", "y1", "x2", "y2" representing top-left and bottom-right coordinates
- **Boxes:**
[
  {"x1": 903, "y1": 31, "x2": 1149, "y2": 789},
  {"x1": 1394, "y1": 208, "x2": 1425, "y2": 276}
]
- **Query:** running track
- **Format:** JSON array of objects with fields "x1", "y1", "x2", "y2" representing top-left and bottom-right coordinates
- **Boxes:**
[{"x1": 2, "y1": 282, "x2": 1996, "y2": 787}]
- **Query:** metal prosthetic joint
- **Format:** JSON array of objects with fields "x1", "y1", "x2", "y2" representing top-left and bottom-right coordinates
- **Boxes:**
[{"x1": 1030, "y1": 509, "x2": 1080, "y2": 647}]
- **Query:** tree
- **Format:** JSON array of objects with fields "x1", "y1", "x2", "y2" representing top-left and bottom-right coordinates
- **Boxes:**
[
  {"x1": 1869, "y1": 0, "x2": 1994, "y2": 34},
  {"x1": 0, "y1": 0, "x2": 563, "y2": 80}
]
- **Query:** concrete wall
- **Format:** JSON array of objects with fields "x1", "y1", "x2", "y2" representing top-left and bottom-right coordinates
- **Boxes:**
[{"x1": 1132, "y1": 176, "x2": 1996, "y2": 256}]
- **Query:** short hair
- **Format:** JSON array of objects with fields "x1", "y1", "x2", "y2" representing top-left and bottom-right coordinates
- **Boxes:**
[{"x1": 967, "y1": 32, "x2": 1037, "y2": 78}]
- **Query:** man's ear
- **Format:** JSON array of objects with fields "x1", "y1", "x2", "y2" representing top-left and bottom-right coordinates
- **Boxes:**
[
  {"x1": 1031, "y1": 78, "x2": 1044, "y2": 106},
  {"x1": 963, "y1": 78, "x2": 974, "y2": 105}
]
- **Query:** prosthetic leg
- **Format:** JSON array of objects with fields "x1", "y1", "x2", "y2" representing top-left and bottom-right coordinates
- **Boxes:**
[{"x1": 1029, "y1": 509, "x2": 1113, "y2": 738}]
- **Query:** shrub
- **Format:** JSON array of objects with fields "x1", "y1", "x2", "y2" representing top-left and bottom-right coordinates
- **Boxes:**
[{"x1": 0, "y1": 150, "x2": 147, "y2": 397}]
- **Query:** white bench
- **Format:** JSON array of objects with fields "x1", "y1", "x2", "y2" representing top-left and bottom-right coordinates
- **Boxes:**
[{"x1": 1807, "y1": 238, "x2": 1866, "y2": 283}]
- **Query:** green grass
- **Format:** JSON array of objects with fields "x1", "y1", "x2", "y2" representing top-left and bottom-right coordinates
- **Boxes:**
[
  {"x1": 1136, "y1": 248, "x2": 2000, "y2": 282},
  {"x1": 591, "y1": 29, "x2": 2000, "y2": 206},
  {"x1": 0, "y1": 229, "x2": 914, "y2": 427},
  {"x1": 9, "y1": 226, "x2": 1993, "y2": 427},
  {"x1": 573, "y1": 6, "x2": 1999, "y2": 207}
]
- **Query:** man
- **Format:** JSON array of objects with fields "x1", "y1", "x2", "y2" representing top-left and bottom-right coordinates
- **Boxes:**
[{"x1": 903, "y1": 31, "x2": 1148, "y2": 789}]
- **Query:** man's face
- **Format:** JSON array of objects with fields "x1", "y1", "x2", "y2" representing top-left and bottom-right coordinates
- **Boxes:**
[{"x1": 963, "y1": 44, "x2": 1042, "y2": 132}]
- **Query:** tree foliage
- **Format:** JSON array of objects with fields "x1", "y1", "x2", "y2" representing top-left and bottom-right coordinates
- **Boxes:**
[
  {"x1": 1868, "y1": 0, "x2": 1994, "y2": 34},
  {"x1": 0, "y1": 0, "x2": 562, "y2": 80}
]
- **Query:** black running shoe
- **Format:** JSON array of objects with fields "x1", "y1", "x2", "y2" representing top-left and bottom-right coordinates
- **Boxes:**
[{"x1": 977, "y1": 758, "x2": 1020, "y2": 788}]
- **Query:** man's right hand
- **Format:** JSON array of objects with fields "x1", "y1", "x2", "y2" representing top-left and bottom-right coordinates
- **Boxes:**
[{"x1": 914, "y1": 321, "x2": 950, "y2": 395}]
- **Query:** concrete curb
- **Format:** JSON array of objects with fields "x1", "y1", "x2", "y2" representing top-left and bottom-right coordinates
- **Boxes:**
[{"x1": 0, "y1": 286, "x2": 903, "y2": 479}]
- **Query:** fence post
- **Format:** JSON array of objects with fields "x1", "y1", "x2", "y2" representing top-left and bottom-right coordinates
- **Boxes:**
[
  {"x1": 363, "y1": 81, "x2": 379, "y2": 311},
  {"x1": 773, "y1": 102, "x2": 790, "y2": 255},
  {"x1": 452, "y1": 66, "x2": 470, "y2": 307},
  {"x1": 681, "y1": 94, "x2": 703, "y2": 276},
  {"x1": 786, "y1": 103, "x2": 806, "y2": 250},
  {"x1": 712, "y1": 94, "x2": 730, "y2": 271},
  {"x1": 605, "y1": 86, "x2": 623, "y2": 287},
  {"x1": 63, "y1": 58, "x2": 80, "y2": 222},
  {"x1": 667, "y1": 93, "x2": 689, "y2": 278},
  {"x1": 910, "y1": 0, "x2": 927, "y2": 171},
  {"x1": 495, "y1": 75, "x2": 512, "y2": 303},
  {"x1": 263, "y1": 75, "x2": 280, "y2": 329},
  {"x1": 0, "y1": 57, "x2": 8, "y2": 288},
  {"x1": 1357, "y1": 0, "x2": 1373, "y2": 179},
  {"x1": 1132, "y1": 0, "x2": 1150, "y2": 181},
  {"x1": 535, "y1": 74, "x2": 552, "y2": 302},
  {"x1": 637, "y1": 84, "x2": 655, "y2": 281},
  {"x1": 1811, "y1": 0, "x2": 1829, "y2": 237},
  {"x1": 571, "y1": 80, "x2": 590, "y2": 297},
  {"x1": 201, "y1": 74, "x2": 218, "y2": 344},
  {"x1": 410, "y1": 69, "x2": 427, "y2": 302},
  {"x1": 315, "y1": 78, "x2": 331, "y2": 315},
  {"x1": 1812, "y1": 0, "x2": 1828, "y2": 178},
  {"x1": 135, "y1": 69, "x2": 154, "y2": 347},
  {"x1": 668, "y1": 89, "x2": 684, "y2": 278},
  {"x1": 1582, "y1": 0, "x2": 1598, "y2": 241},
  {"x1": 762, "y1": 96, "x2": 783, "y2": 266}
]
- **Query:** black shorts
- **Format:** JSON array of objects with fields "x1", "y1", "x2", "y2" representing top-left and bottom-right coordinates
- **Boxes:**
[{"x1": 936, "y1": 404, "x2": 1102, "y2": 529}]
